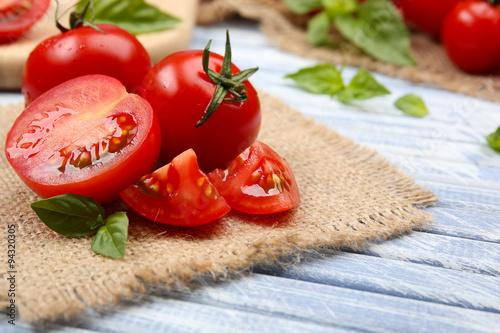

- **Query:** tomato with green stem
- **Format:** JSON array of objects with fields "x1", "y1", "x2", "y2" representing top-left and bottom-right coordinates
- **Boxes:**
[
  {"x1": 120, "y1": 149, "x2": 231, "y2": 226},
  {"x1": 208, "y1": 141, "x2": 300, "y2": 214},
  {"x1": 22, "y1": 3, "x2": 152, "y2": 105},
  {"x1": 5, "y1": 74, "x2": 161, "y2": 204},
  {"x1": 138, "y1": 31, "x2": 261, "y2": 173},
  {"x1": 0, "y1": 0, "x2": 50, "y2": 43},
  {"x1": 441, "y1": 0, "x2": 500, "y2": 73}
]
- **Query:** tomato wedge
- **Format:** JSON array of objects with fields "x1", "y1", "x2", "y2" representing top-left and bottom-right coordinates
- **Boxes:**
[
  {"x1": 5, "y1": 74, "x2": 161, "y2": 204},
  {"x1": 0, "y1": 0, "x2": 50, "y2": 43},
  {"x1": 120, "y1": 149, "x2": 231, "y2": 226},
  {"x1": 208, "y1": 141, "x2": 300, "y2": 214}
]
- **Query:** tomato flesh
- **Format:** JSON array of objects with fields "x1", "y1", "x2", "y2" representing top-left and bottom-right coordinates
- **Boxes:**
[
  {"x1": 0, "y1": 0, "x2": 50, "y2": 43},
  {"x1": 208, "y1": 141, "x2": 300, "y2": 214},
  {"x1": 120, "y1": 149, "x2": 231, "y2": 226},
  {"x1": 22, "y1": 24, "x2": 152, "y2": 105},
  {"x1": 138, "y1": 49, "x2": 261, "y2": 173},
  {"x1": 5, "y1": 74, "x2": 161, "y2": 204}
]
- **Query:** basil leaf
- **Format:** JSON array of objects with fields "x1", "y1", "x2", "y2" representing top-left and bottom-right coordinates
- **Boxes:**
[
  {"x1": 322, "y1": 0, "x2": 358, "y2": 18},
  {"x1": 334, "y1": 0, "x2": 416, "y2": 66},
  {"x1": 283, "y1": 0, "x2": 323, "y2": 14},
  {"x1": 394, "y1": 94, "x2": 428, "y2": 117},
  {"x1": 91, "y1": 212, "x2": 129, "y2": 259},
  {"x1": 337, "y1": 68, "x2": 390, "y2": 102},
  {"x1": 77, "y1": 0, "x2": 181, "y2": 35},
  {"x1": 31, "y1": 194, "x2": 105, "y2": 237},
  {"x1": 285, "y1": 64, "x2": 344, "y2": 96},
  {"x1": 486, "y1": 126, "x2": 500, "y2": 153},
  {"x1": 307, "y1": 11, "x2": 333, "y2": 46}
]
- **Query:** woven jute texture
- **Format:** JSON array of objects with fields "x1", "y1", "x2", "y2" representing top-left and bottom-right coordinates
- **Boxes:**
[
  {"x1": 0, "y1": 92, "x2": 437, "y2": 323},
  {"x1": 197, "y1": 0, "x2": 500, "y2": 102}
]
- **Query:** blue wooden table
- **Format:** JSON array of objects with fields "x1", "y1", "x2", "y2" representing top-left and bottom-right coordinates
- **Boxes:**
[{"x1": 2, "y1": 19, "x2": 500, "y2": 332}]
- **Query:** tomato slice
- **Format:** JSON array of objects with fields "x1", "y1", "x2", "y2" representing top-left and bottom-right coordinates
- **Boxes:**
[
  {"x1": 208, "y1": 141, "x2": 300, "y2": 214},
  {"x1": 5, "y1": 74, "x2": 161, "y2": 204},
  {"x1": 0, "y1": 0, "x2": 50, "y2": 43},
  {"x1": 120, "y1": 149, "x2": 231, "y2": 226}
]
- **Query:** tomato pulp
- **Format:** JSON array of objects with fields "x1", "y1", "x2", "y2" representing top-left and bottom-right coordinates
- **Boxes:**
[
  {"x1": 5, "y1": 75, "x2": 161, "y2": 204},
  {"x1": 138, "y1": 49, "x2": 261, "y2": 173},
  {"x1": 22, "y1": 24, "x2": 152, "y2": 105},
  {"x1": 120, "y1": 149, "x2": 231, "y2": 226},
  {"x1": 0, "y1": 0, "x2": 50, "y2": 43},
  {"x1": 208, "y1": 141, "x2": 300, "y2": 214}
]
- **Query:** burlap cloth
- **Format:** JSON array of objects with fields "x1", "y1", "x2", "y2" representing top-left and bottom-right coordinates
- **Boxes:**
[
  {"x1": 197, "y1": 0, "x2": 500, "y2": 102},
  {"x1": 0, "y1": 90, "x2": 437, "y2": 323}
]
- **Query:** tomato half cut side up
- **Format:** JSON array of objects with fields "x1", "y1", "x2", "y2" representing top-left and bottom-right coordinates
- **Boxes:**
[
  {"x1": 0, "y1": 0, "x2": 50, "y2": 43},
  {"x1": 120, "y1": 149, "x2": 231, "y2": 227},
  {"x1": 208, "y1": 141, "x2": 300, "y2": 215},
  {"x1": 5, "y1": 74, "x2": 161, "y2": 204}
]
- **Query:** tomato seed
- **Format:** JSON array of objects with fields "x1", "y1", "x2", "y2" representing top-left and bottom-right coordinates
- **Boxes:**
[{"x1": 205, "y1": 184, "x2": 213, "y2": 197}]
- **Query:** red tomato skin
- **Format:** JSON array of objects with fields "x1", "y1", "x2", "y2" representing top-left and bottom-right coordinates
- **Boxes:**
[
  {"x1": 6, "y1": 75, "x2": 161, "y2": 204},
  {"x1": 138, "y1": 49, "x2": 261, "y2": 173},
  {"x1": 208, "y1": 141, "x2": 300, "y2": 215},
  {"x1": 120, "y1": 149, "x2": 231, "y2": 226},
  {"x1": 22, "y1": 24, "x2": 152, "y2": 105},
  {"x1": 441, "y1": 0, "x2": 500, "y2": 73},
  {"x1": 399, "y1": 0, "x2": 462, "y2": 37},
  {"x1": 0, "y1": 0, "x2": 50, "y2": 43}
]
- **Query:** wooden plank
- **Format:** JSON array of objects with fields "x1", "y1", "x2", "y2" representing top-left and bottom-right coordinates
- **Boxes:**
[
  {"x1": 335, "y1": 129, "x2": 500, "y2": 169},
  {"x1": 2, "y1": 299, "x2": 344, "y2": 333},
  {"x1": 254, "y1": 252, "x2": 500, "y2": 313},
  {"x1": 421, "y1": 181, "x2": 500, "y2": 214},
  {"x1": 138, "y1": 275, "x2": 499, "y2": 332},
  {"x1": 8, "y1": 274, "x2": 494, "y2": 333},
  {"x1": 426, "y1": 207, "x2": 500, "y2": 243},
  {"x1": 353, "y1": 232, "x2": 500, "y2": 276}
]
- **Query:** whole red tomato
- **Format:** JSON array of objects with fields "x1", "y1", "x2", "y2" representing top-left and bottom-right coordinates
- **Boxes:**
[
  {"x1": 6, "y1": 75, "x2": 161, "y2": 204},
  {"x1": 138, "y1": 37, "x2": 261, "y2": 173},
  {"x1": 0, "y1": 0, "x2": 50, "y2": 43},
  {"x1": 399, "y1": 0, "x2": 463, "y2": 37},
  {"x1": 22, "y1": 24, "x2": 152, "y2": 105},
  {"x1": 441, "y1": 0, "x2": 500, "y2": 73}
]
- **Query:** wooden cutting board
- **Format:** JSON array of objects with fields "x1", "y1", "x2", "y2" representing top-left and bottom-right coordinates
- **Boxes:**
[{"x1": 0, "y1": 0, "x2": 198, "y2": 90}]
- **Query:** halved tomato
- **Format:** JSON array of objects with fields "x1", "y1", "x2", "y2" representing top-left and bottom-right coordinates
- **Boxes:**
[
  {"x1": 5, "y1": 74, "x2": 161, "y2": 204},
  {"x1": 0, "y1": 0, "x2": 50, "y2": 43},
  {"x1": 208, "y1": 141, "x2": 300, "y2": 214},
  {"x1": 120, "y1": 149, "x2": 231, "y2": 226}
]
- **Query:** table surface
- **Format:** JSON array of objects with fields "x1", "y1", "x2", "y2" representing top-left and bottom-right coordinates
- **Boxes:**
[{"x1": 2, "y1": 19, "x2": 500, "y2": 333}]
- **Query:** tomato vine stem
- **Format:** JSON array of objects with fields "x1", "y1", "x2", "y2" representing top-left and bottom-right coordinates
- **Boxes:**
[
  {"x1": 197, "y1": 30, "x2": 258, "y2": 127},
  {"x1": 55, "y1": 0, "x2": 104, "y2": 33}
]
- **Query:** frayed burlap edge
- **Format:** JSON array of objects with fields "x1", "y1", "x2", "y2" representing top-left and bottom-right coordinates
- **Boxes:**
[
  {"x1": 197, "y1": 0, "x2": 500, "y2": 102},
  {"x1": 0, "y1": 91, "x2": 437, "y2": 324}
]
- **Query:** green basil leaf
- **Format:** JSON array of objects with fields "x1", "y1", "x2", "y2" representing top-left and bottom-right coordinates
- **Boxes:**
[
  {"x1": 77, "y1": 0, "x2": 181, "y2": 35},
  {"x1": 337, "y1": 68, "x2": 390, "y2": 102},
  {"x1": 307, "y1": 11, "x2": 333, "y2": 46},
  {"x1": 31, "y1": 194, "x2": 105, "y2": 237},
  {"x1": 486, "y1": 126, "x2": 500, "y2": 153},
  {"x1": 91, "y1": 212, "x2": 129, "y2": 259},
  {"x1": 285, "y1": 64, "x2": 344, "y2": 96},
  {"x1": 283, "y1": 0, "x2": 323, "y2": 14},
  {"x1": 394, "y1": 94, "x2": 428, "y2": 117},
  {"x1": 334, "y1": 0, "x2": 416, "y2": 66},
  {"x1": 322, "y1": 0, "x2": 358, "y2": 18}
]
